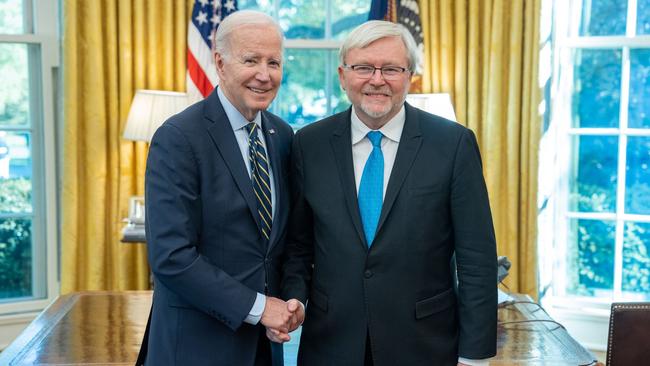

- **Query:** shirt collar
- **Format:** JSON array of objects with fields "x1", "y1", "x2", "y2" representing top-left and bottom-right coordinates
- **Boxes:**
[
  {"x1": 217, "y1": 87, "x2": 262, "y2": 131},
  {"x1": 350, "y1": 105, "x2": 405, "y2": 145}
]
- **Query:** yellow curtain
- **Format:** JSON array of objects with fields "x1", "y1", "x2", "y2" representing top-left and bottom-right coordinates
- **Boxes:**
[
  {"x1": 420, "y1": 0, "x2": 542, "y2": 297},
  {"x1": 61, "y1": 0, "x2": 190, "y2": 293}
]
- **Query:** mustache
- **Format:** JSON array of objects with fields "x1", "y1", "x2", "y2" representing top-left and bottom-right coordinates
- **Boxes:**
[{"x1": 362, "y1": 87, "x2": 392, "y2": 96}]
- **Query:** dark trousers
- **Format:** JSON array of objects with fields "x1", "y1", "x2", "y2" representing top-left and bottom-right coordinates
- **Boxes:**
[{"x1": 255, "y1": 326, "x2": 284, "y2": 366}]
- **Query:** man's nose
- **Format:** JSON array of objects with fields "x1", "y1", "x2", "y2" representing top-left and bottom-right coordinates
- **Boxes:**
[
  {"x1": 255, "y1": 65, "x2": 272, "y2": 82},
  {"x1": 368, "y1": 68, "x2": 386, "y2": 85}
]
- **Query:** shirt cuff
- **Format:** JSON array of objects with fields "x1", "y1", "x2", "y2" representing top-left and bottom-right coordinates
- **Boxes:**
[
  {"x1": 298, "y1": 301, "x2": 306, "y2": 326},
  {"x1": 244, "y1": 293, "x2": 266, "y2": 325},
  {"x1": 458, "y1": 357, "x2": 490, "y2": 366}
]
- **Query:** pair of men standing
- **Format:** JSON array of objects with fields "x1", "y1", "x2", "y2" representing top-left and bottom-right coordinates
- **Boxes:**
[{"x1": 142, "y1": 10, "x2": 497, "y2": 366}]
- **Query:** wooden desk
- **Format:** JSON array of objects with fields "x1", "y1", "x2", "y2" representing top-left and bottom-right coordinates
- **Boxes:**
[
  {"x1": 0, "y1": 292, "x2": 150, "y2": 366},
  {"x1": 491, "y1": 294, "x2": 598, "y2": 365},
  {"x1": 0, "y1": 292, "x2": 599, "y2": 365}
]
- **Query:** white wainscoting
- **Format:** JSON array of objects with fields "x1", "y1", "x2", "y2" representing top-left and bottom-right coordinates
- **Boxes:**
[{"x1": 0, "y1": 313, "x2": 37, "y2": 352}]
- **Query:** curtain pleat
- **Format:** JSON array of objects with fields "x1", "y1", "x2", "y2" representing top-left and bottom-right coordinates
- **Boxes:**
[
  {"x1": 420, "y1": 0, "x2": 542, "y2": 297},
  {"x1": 62, "y1": 0, "x2": 190, "y2": 293}
]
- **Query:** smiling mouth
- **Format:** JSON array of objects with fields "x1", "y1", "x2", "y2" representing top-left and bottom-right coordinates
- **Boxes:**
[
  {"x1": 363, "y1": 90, "x2": 392, "y2": 97},
  {"x1": 248, "y1": 87, "x2": 271, "y2": 94}
]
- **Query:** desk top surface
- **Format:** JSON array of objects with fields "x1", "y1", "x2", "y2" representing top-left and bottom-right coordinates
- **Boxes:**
[
  {"x1": 0, "y1": 291, "x2": 150, "y2": 366},
  {"x1": 0, "y1": 291, "x2": 598, "y2": 365}
]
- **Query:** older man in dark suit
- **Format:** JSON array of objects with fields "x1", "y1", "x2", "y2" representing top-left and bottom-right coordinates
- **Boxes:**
[
  {"x1": 281, "y1": 20, "x2": 498, "y2": 366},
  {"x1": 141, "y1": 10, "x2": 302, "y2": 366}
]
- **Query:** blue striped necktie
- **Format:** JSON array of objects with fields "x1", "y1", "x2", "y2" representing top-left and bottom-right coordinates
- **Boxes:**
[
  {"x1": 246, "y1": 122, "x2": 272, "y2": 241},
  {"x1": 358, "y1": 131, "x2": 383, "y2": 246}
]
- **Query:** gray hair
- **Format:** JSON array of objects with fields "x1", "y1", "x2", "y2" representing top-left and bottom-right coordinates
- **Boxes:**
[
  {"x1": 339, "y1": 20, "x2": 419, "y2": 72},
  {"x1": 214, "y1": 10, "x2": 283, "y2": 58}
]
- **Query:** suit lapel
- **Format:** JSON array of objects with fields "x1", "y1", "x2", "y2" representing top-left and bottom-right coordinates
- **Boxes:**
[
  {"x1": 376, "y1": 104, "x2": 422, "y2": 236},
  {"x1": 204, "y1": 92, "x2": 262, "y2": 234},
  {"x1": 261, "y1": 113, "x2": 283, "y2": 253},
  {"x1": 330, "y1": 110, "x2": 367, "y2": 248}
]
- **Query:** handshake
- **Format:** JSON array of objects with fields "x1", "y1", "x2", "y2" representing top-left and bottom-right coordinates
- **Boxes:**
[{"x1": 260, "y1": 296, "x2": 305, "y2": 343}]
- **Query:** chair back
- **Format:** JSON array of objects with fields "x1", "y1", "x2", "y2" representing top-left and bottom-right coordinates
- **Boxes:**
[{"x1": 606, "y1": 302, "x2": 650, "y2": 366}]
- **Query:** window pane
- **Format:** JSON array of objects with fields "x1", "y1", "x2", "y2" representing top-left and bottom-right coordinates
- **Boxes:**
[
  {"x1": 572, "y1": 49, "x2": 621, "y2": 128},
  {"x1": 567, "y1": 219, "x2": 615, "y2": 296},
  {"x1": 638, "y1": 0, "x2": 650, "y2": 35},
  {"x1": 280, "y1": 0, "x2": 325, "y2": 39},
  {"x1": 237, "y1": 0, "x2": 275, "y2": 16},
  {"x1": 0, "y1": 43, "x2": 30, "y2": 127},
  {"x1": 0, "y1": 131, "x2": 32, "y2": 211},
  {"x1": 579, "y1": 0, "x2": 627, "y2": 36},
  {"x1": 331, "y1": 0, "x2": 370, "y2": 40},
  {"x1": 623, "y1": 222, "x2": 650, "y2": 299},
  {"x1": 626, "y1": 137, "x2": 650, "y2": 215},
  {"x1": 569, "y1": 135, "x2": 618, "y2": 213},
  {"x1": 330, "y1": 50, "x2": 350, "y2": 114},
  {"x1": 629, "y1": 49, "x2": 650, "y2": 128},
  {"x1": 0, "y1": 0, "x2": 24, "y2": 34},
  {"x1": 0, "y1": 218, "x2": 32, "y2": 300},
  {"x1": 275, "y1": 48, "x2": 329, "y2": 128}
]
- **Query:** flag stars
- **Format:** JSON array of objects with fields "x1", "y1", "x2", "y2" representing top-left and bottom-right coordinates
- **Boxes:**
[
  {"x1": 224, "y1": 0, "x2": 236, "y2": 11},
  {"x1": 198, "y1": 0, "x2": 209, "y2": 7},
  {"x1": 211, "y1": 0, "x2": 221, "y2": 9},
  {"x1": 195, "y1": 10, "x2": 208, "y2": 25},
  {"x1": 211, "y1": 14, "x2": 222, "y2": 26}
]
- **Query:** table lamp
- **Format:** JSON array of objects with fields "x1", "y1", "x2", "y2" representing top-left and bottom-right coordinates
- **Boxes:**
[
  {"x1": 121, "y1": 89, "x2": 190, "y2": 241},
  {"x1": 406, "y1": 93, "x2": 457, "y2": 122},
  {"x1": 123, "y1": 89, "x2": 189, "y2": 142}
]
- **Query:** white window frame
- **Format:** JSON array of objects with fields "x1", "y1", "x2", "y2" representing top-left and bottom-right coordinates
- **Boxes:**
[
  {"x1": 540, "y1": 0, "x2": 650, "y2": 350},
  {"x1": 239, "y1": 0, "x2": 369, "y2": 121},
  {"x1": 0, "y1": 0, "x2": 59, "y2": 324}
]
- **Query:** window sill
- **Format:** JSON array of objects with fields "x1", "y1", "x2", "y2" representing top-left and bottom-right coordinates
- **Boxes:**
[{"x1": 542, "y1": 296, "x2": 611, "y2": 351}]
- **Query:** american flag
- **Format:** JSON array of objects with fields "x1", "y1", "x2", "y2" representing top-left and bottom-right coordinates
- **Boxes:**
[
  {"x1": 369, "y1": 0, "x2": 424, "y2": 92},
  {"x1": 187, "y1": 0, "x2": 238, "y2": 102}
]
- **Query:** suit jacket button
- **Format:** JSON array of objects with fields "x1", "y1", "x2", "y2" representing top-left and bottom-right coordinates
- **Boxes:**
[{"x1": 364, "y1": 270, "x2": 373, "y2": 278}]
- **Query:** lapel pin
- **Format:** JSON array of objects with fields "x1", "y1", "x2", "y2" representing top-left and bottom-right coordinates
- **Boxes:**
[{"x1": 269, "y1": 129, "x2": 276, "y2": 135}]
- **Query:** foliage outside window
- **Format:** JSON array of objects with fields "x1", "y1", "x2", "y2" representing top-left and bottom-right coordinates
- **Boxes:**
[
  {"x1": 239, "y1": 0, "x2": 370, "y2": 127},
  {"x1": 539, "y1": 0, "x2": 650, "y2": 304},
  {"x1": 0, "y1": 0, "x2": 58, "y2": 313}
]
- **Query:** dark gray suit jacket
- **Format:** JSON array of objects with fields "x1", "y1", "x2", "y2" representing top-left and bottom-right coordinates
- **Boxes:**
[
  {"x1": 282, "y1": 103, "x2": 497, "y2": 366},
  {"x1": 143, "y1": 89, "x2": 293, "y2": 365}
]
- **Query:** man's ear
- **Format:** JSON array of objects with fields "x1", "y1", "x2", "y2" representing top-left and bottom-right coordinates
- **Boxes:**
[
  {"x1": 214, "y1": 52, "x2": 226, "y2": 79},
  {"x1": 337, "y1": 66, "x2": 346, "y2": 91}
]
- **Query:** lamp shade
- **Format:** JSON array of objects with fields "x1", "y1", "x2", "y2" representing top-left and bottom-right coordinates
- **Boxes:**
[
  {"x1": 123, "y1": 89, "x2": 190, "y2": 142},
  {"x1": 405, "y1": 93, "x2": 457, "y2": 122}
]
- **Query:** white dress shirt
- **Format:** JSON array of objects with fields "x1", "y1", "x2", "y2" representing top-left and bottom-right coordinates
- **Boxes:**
[
  {"x1": 350, "y1": 106, "x2": 489, "y2": 366},
  {"x1": 217, "y1": 87, "x2": 271, "y2": 325},
  {"x1": 351, "y1": 106, "x2": 405, "y2": 194}
]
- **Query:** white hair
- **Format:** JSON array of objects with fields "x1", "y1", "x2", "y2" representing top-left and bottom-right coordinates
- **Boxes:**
[
  {"x1": 339, "y1": 20, "x2": 419, "y2": 72},
  {"x1": 214, "y1": 10, "x2": 283, "y2": 58}
]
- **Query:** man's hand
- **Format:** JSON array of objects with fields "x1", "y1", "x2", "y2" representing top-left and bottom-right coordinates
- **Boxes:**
[
  {"x1": 266, "y1": 326, "x2": 291, "y2": 343},
  {"x1": 263, "y1": 298, "x2": 305, "y2": 343},
  {"x1": 286, "y1": 299, "x2": 305, "y2": 332},
  {"x1": 260, "y1": 296, "x2": 293, "y2": 333}
]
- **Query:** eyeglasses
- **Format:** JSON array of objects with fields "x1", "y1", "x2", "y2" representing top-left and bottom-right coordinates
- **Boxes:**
[{"x1": 343, "y1": 64, "x2": 410, "y2": 80}]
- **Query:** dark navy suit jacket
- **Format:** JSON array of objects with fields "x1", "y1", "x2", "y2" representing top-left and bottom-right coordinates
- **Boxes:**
[
  {"x1": 143, "y1": 88, "x2": 293, "y2": 365},
  {"x1": 282, "y1": 103, "x2": 497, "y2": 366}
]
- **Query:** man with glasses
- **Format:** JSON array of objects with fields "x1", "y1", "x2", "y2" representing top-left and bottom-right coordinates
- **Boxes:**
[{"x1": 279, "y1": 20, "x2": 497, "y2": 365}]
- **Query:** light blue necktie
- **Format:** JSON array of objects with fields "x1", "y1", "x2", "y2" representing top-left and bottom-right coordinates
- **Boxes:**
[{"x1": 358, "y1": 131, "x2": 384, "y2": 246}]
